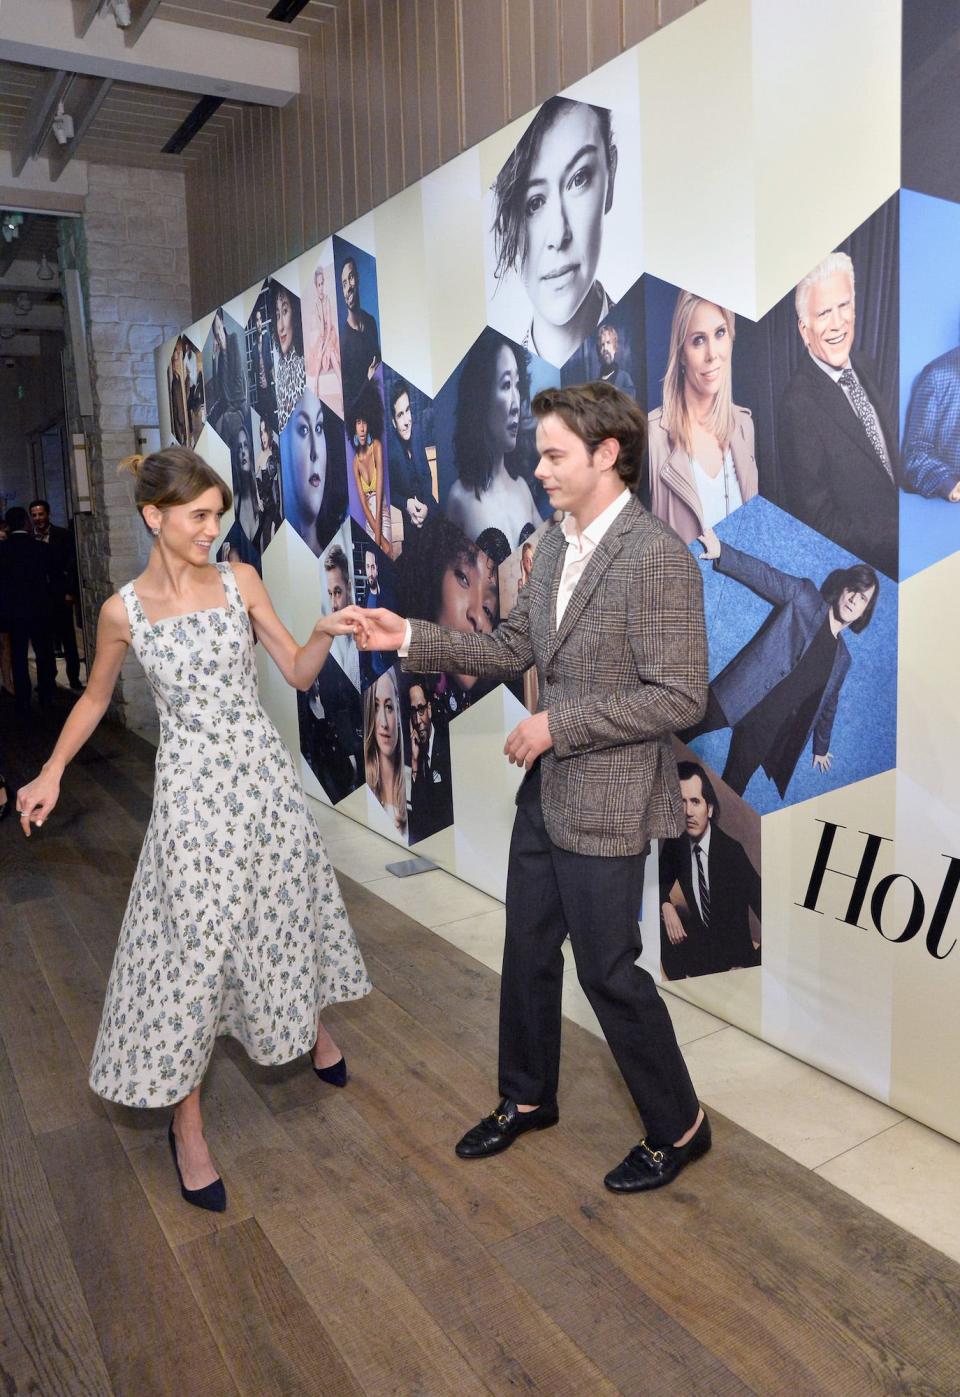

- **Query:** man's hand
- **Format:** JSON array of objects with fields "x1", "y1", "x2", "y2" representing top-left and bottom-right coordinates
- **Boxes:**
[
  {"x1": 662, "y1": 902, "x2": 687, "y2": 945},
  {"x1": 812, "y1": 752, "x2": 833, "y2": 773},
  {"x1": 345, "y1": 605, "x2": 407, "y2": 652},
  {"x1": 949, "y1": 481, "x2": 960, "y2": 503},
  {"x1": 503, "y1": 710, "x2": 553, "y2": 768},
  {"x1": 698, "y1": 527, "x2": 721, "y2": 561}
]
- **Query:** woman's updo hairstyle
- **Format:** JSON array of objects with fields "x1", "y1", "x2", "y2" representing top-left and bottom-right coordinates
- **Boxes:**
[{"x1": 119, "y1": 447, "x2": 233, "y2": 532}]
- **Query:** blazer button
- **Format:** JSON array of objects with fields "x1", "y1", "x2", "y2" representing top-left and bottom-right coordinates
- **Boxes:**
[{"x1": 546, "y1": 671, "x2": 556, "y2": 684}]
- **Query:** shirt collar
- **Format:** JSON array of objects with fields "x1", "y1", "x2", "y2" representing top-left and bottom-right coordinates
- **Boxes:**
[
  {"x1": 691, "y1": 823, "x2": 712, "y2": 855},
  {"x1": 561, "y1": 487, "x2": 630, "y2": 551}
]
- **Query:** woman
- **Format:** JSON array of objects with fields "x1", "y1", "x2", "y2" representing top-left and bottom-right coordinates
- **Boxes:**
[
  {"x1": 445, "y1": 331, "x2": 541, "y2": 554},
  {"x1": 270, "y1": 281, "x2": 306, "y2": 432},
  {"x1": 207, "y1": 307, "x2": 247, "y2": 443},
  {"x1": 351, "y1": 381, "x2": 390, "y2": 553},
  {"x1": 281, "y1": 389, "x2": 346, "y2": 558},
  {"x1": 255, "y1": 415, "x2": 282, "y2": 550},
  {"x1": 648, "y1": 291, "x2": 758, "y2": 543},
  {"x1": 168, "y1": 339, "x2": 190, "y2": 447},
  {"x1": 230, "y1": 419, "x2": 262, "y2": 547},
  {"x1": 398, "y1": 512, "x2": 502, "y2": 721},
  {"x1": 16, "y1": 447, "x2": 371, "y2": 1212},
  {"x1": 491, "y1": 95, "x2": 618, "y2": 366},
  {"x1": 307, "y1": 263, "x2": 341, "y2": 388},
  {"x1": 362, "y1": 666, "x2": 407, "y2": 837}
]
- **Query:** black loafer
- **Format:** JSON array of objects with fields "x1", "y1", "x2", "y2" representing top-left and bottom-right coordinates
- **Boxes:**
[
  {"x1": 455, "y1": 1097, "x2": 559, "y2": 1159},
  {"x1": 604, "y1": 1111, "x2": 712, "y2": 1193}
]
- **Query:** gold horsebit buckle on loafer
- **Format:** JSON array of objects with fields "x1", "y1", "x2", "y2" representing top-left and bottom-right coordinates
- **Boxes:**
[
  {"x1": 496, "y1": 1112, "x2": 511, "y2": 1129},
  {"x1": 636, "y1": 1138, "x2": 665, "y2": 1164}
]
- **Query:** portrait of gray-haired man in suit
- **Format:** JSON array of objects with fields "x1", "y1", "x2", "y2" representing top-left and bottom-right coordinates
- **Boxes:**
[
  {"x1": 777, "y1": 250, "x2": 899, "y2": 579},
  {"x1": 346, "y1": 380, "x2": 713, "y2": 1194}
]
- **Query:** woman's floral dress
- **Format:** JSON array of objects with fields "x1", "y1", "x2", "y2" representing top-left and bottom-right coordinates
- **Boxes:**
[{"x1": 89, "y1": 563, "x2": 371, "y2": 1108}]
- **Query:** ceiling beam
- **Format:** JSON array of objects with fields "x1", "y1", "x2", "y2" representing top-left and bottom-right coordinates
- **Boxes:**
[
  {"x1": 0, "y1": 0, "x2": 300, "y2": 106},
  {"x1": 125, "y1": 0, "x2": 162, "y2": 46},
  {"x1": 11, "y1": 69, "x2": 72, "y2": 176},
  {"x1": 72, "y1": 0, "x2": 102, "y2": 37},
  {"x1": 49, "y1": 77, "x2": 113, "y2": 181},
  {"x1": 0, "y1": 214, "x2": 34, "y2": 276}
]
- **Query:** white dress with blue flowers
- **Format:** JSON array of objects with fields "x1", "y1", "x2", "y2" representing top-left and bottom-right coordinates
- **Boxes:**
[{"x1": 89, "y1": 562, "x2": 371, "y2": 1108}]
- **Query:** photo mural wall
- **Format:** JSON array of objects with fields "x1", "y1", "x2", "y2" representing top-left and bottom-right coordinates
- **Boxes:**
[{"x1": 156, "y1": 0, "x2": 960, "y2": 1144}]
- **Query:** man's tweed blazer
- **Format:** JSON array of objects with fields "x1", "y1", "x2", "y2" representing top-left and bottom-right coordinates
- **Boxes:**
[{"x1": 404, "y1": 494, "x2": 708, "y2": 857}]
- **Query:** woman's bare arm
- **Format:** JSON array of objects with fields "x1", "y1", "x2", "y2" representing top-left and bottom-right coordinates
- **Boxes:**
[{"x1": 17, "y1": 594, "x2": 131, "y2": 833}]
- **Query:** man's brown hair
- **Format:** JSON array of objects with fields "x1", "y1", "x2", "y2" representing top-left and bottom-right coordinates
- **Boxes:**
[{"x1": 531, "y1": 380, "x2": 646, "y2": 489}]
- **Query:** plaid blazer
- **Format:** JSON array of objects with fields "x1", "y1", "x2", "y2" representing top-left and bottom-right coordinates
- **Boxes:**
[{"x1": 405, "y1": 494, "x2": 708, "y2": 856}]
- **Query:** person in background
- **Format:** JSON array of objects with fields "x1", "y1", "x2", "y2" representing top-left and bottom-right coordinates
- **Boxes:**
[
  {"x1": 901, "y1": 343, "x2": 960, "y2": 500},
  {"x1": 31, "y1": 498, "x2": 83, "y2": 691},
  {"x1": 1, "y1": 506, "x2": 58, "y2": 714}
]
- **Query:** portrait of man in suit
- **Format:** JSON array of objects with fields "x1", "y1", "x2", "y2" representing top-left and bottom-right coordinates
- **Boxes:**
[
  {"x1": 659, "y1": 761, "x2": 760, "y2": 980},
  {"x1": 406, "y1": 677, "x2": 453, "y2": 844},
  {"x1": 388, "y1": 376, "x2": 435, "y2": 542},
  {"x1": 348, "y1": 380, "x2": 713, "y2": 1194},
  {"x1": 777, "y1": 250, "x2": 899, "y2": 579},
  {"x1": 682, "y1": 526, "x2": 879, "y2": 800}
]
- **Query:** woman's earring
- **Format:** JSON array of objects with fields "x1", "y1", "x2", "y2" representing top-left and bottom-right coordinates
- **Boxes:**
[{"x1": 152, "y1": 526, "x2": 160, "y2": 538}]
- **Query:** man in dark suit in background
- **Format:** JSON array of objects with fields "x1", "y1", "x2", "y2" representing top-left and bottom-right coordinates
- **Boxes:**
[
  {"x1": 349, "y1": 381, "x2": 712, "y2": 1194},
  {"x1": 777, "y1": 251, "x2": 899, "y2": 579},
  {"x1": 660, "y1": 761, "x2": 760, "y2": 979},
  {"x1": 407, "y1": 677, "x2": 452, "y2": 843},
  {"x1": 389, "y1": 378, "x2": 434, "y2": 546},
  {"x1": 30, "y1": 498, "x2": 82, "y2": 691},
  {"x1": 0, "y1": 506, "x2": 57, "y2": 714}
]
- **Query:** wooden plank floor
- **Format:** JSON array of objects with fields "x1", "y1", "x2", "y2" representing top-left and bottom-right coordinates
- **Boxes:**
[{"x1": 2, "y1": 692, "x2": 960, "y2": 1396}]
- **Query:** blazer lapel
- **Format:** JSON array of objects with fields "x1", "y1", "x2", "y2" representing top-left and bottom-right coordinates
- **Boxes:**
[
  {"x1": 804, "y1": 356, "x2": 889, "y2": 474},
  {"x1": 544, "y1": 500, "x2": 632, "y2": 663}
]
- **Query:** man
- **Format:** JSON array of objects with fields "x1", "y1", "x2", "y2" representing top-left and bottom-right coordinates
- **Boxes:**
[
  {"x1": 681, "y1": 527, "x2": 879, "y2": 799},
  {"x1": 901, "y1": 345, "x2": 960, "y2": 500},
  {"x1": 350, "y1": 380, "x2": 711, "y2": 1193},
  {"x1": 407, "y1": 678, "x2": 453, "y2": 843},
  {"x1": 30, "y1": 498, "x2": 82, "y2": 691},
  {"x1": 596, "y1": 324, "x2": 636, "y2": 395},
  {"x1": 339, "y1": 257, "x2": 381, "y2": 414},
  {"x1": 0, "y1": 506, "x2": 57, "y2": 714},
  {"x1": 659, "y1": 761, "x2": 760, "y2": 980},
  {"x1": 389, "y1": 378, "x2": 434, "y2": 542},
  {"x1": 323, "y1": 543, "x2": 360, "y2": 690},
  {"x1": 777, "y1": 250, "x2": 899, "y2": 579},
  {"x1": 253, "y1": 307, "x2": 273, "y2": 417},
  {"x1": 360, "y1": 548, "x2": 392, "y2": 684}
]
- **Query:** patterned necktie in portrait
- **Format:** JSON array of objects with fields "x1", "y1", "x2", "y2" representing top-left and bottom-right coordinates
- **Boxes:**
[
  {"x1": 838, "y1": 368, "x2": 894, "y2": 481},
  {"x1": 693, "y1": 843, "x2": 710, "y2": 927}
]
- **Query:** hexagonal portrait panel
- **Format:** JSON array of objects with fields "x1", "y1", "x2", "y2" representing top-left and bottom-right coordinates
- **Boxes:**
[
  {"x1": 166, "y1": 333, "x2": 205, "y2": 448},
  {"x1": 344, "y1": 369, "x2": 395, "y2": 559},
  {"x1": 382, "y1": 365, "x2": 438, "y2": 560},
  {"x1": 279, "y1": 389, "x2": 348, "y2": 559},
  {"x1": 202, "y1": 304, "x2": 248, "y2": 447},
  {"x1": 334, "y1": 235, "x2": 382, "y2": 421},
  {"x1": 560, "y1": 273, "x2": 645, "y2": 410},
  {"x1": 482, "y1": 94, "x2": 642, "y2": 369}
]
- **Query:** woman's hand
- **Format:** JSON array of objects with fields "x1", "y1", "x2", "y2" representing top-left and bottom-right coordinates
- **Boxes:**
[
  {"x1": 316, "y1": 611, "x2": 361, "y2": 640},
  {"x1": 16, "y1": 767, "x2": 62, "y2": 837},
  {"x1": 343, "y1": 605, "x2": 407, "y2": 652},
  {"x1": 698, "y1": 527, "x2": 721, "y2": 561}
]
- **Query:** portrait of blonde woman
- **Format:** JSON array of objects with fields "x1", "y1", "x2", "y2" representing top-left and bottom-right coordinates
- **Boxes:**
[
  {"x1": 648, "y1": 291, "x2": 757, "y2": 544},
  {"x1": 363, "y1": 665, "x2": 407, "y2": 838}
]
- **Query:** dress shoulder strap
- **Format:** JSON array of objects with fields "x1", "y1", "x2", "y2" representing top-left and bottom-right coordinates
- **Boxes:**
[
  {"x1": 119, "y1": 581, "x2": 147, "y2": 638},
  {"x1": 217, "y1": 560, "x2": 245, "y2": 614}
]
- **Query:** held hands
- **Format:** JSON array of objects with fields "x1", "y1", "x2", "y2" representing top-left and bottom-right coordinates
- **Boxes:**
[
  {"x1": 812, "y1": 752, "x2": 833, "y2": 773},
  {"x1": 698, "y1": 527, "x2": 721, "y2": 561},
  {"x1": 316, "y1": 611, "x2": 362, "y2": 640},
  {"x1": 662, "y1": 902, "x2": 688, "y2": 945},
  {"x1": 16, "y1": 769, "x2": 61, "y2": 837},
  {"x1": 344, "y1": 605, "x2": 408, "y2": 652},
  {"x1": 504, "y1": 710, "x2": 553, "y2": 769}
]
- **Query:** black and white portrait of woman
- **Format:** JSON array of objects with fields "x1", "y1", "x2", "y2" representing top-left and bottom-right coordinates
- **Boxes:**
[{"x1": 485, "y1": 95, "x2": 632, "y2": 368}]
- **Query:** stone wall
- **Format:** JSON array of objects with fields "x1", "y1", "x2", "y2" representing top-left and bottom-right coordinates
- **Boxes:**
[{"x1": 63, "y1": 161, "x2": 193, "y2": 740}]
